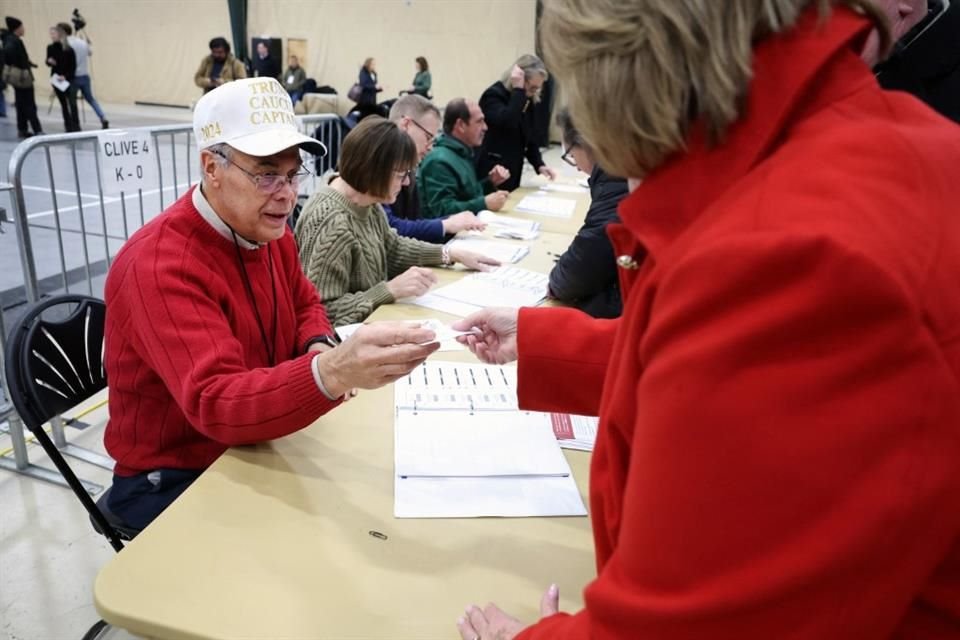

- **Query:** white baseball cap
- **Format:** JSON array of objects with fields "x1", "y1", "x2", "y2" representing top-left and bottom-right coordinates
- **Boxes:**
[{"x1": 193, "y1": 77, "x2": 327, "y2": 157}]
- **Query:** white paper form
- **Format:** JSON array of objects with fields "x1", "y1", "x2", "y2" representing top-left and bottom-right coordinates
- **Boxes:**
[
  {"x1": 513, "y1": 194, "x2": 577, "y2": 219},
  {"x1": 398, "y1": 293, "x2": 483, "y2": 319},
  {"x1": 477, "y1": 210, "x2": 541, "y2": 240},
  {"x1": 393, "y1": 361, "x2": 587, "y2": 518},
  {"x1": 410, "y1": 266, "x2": 547, "y2": 313},
  {"x1": 395, "y1": 475, "x2": 586, "y2": 518},
  {"x1": 395, "y1": 360, "x2": 518, "y2": 412},
  {"x1": 445, "y1": 237, "x2": 530, "y2": 264},
  {"x1": 539, "y1": 183, "x2": 589, "y2": 195},
  {"x1": 395, "y1": 411, "x2": 571, "y2": 477}
]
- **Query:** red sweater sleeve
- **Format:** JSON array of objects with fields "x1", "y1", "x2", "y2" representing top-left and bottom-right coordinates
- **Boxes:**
[
  {"x1": 516, "y1": 307, "x2": 618, "y2": 417},
  {"x1": 517, "y1": 235, "x2": 960, "y2": 638},
  {"x1": 122, "y1": 244, "x2": 340, "y2": 446}
]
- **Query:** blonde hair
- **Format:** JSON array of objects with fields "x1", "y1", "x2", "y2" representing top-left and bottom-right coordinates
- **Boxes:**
[
  {"x1": 500, "y1": 53, "x2": 548, "y2": 103},
  {"x1": 540, "y1": 0, "x2": 889, "y2": 177}
]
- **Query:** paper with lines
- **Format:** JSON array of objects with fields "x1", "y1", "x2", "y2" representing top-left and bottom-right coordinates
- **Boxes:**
[
  {"x1": 408, "y1": 266, "x2": 547, "y2": 316},
  {"x1": 513, "y1": 194, "x2": 577, "y2": 218},
  {"x1": 393, "y1": 361, "x2": 586, "y2": 518}
]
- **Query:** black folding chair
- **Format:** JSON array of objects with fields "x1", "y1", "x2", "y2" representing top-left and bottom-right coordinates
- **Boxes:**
[{"x1": 3, "y1": 295, "x2": 139, "y2": 552}]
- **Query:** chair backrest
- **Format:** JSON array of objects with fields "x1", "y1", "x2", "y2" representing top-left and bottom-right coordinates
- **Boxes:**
[
  {"x1": 4, "y1": 294, "x2": 106, "y2": 430},
  {"x1": 4, "y1": 294, "x2": 126, "y2": 551}
]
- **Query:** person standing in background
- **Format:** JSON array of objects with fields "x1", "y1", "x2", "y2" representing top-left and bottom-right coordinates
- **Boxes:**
[
  {"x1": 475, "y1": 54, "x2": 557, "y2": 191},
  {"x1": 2, "y1": 16, "x2": 43, "y2": 138},
  {"x1": 282, "y1": 54, "x2": 307, "y2": 104},
  {"x1": 194, "y1": 37, "x2": 246, "y2": 94},
  {"x1": 46, "y1": 23, "x2": 79, "y2": 132},
  {"x1": 252, "y1": 41, "x2": 280, "y2": 80},
  {"x1": 405, "y1": 56, "x2": 431, "y2": 98},
  {"x1": 354, "y1": 57, "x2": 385, "y2": 120},
  {"x1": 64, "y1": 22, "x2": 108, "y2": 129}
]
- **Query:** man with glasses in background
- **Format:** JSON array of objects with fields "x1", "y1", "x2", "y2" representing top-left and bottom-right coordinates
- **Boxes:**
[
  {"x1": 385, "y1": 94, "x2": 488, "y2": 242},
  {"x1": 418, "y1": 98, "x2": 511, "y2": 218},
  {"x1": 101, "y1": 78, "x2": 440, "y2": 531}
]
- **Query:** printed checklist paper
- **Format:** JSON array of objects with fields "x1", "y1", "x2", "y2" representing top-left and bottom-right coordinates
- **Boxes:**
[
  {"x1": 513, "y1": 194, "x2": 577, "y2": 218},
  {"x1": 407, "y1": 266, "x2": 548, "y2": 317},
  {"x1": 394, "y1": 361, "x2": 587, "y2": 518}
]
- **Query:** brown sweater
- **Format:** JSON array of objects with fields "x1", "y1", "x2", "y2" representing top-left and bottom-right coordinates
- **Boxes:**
[{"x1": 295, "y1": 185, "x2": 443, "y2": 325}]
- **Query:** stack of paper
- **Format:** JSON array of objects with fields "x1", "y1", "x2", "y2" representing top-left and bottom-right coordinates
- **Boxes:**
[
  {"x1": 513, "y1": 194, "x2": 577, "y2": 219},
  {"x1": 550, "y1": 413, "x2": 599, "y2": 452},
  {"x1": 406, "y1": 266, "x2": 548, "y2": 317},
  {"x1": 477, "y1": 210, "x2": 541, "y2": 240},
  {"x1": 445, "y1": 236, "x2": 529, "y2": 264},
  {"x1": 394, "y1": 361, "x2": 587, "y2": 518}
]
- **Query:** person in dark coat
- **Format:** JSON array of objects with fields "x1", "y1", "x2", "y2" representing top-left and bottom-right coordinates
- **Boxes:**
[
  {"x1": 548, "y1": 108, "x2": 631, "y2": 318},
  {"x1": 354, "y1": 57, "x2": 386, "y2": 120},
  {"x1": 475, "y1": 54, "x2": 558, "y2": 191},
  {"x1": 45, "y1": 23, "x2": 79, "y2": 132},
  {"x1": 874, "y1": 0, "x2": 960, "y2": 123},
  {"x1": 2, "y1": 16, "x2": 43, "y2": 138},
  {"x1": 252, "y1": 41, "x2": 281, "y2": 79}
]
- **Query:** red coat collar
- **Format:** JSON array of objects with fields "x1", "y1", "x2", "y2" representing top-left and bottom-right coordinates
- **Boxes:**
[{"x1": 621, "y1": 7, "x2": 876, "y2": 256}]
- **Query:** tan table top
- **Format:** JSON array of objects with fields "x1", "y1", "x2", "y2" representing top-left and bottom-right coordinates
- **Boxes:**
[{"x1": 94, "y1": 180, "x2": 595, "y2": 640}]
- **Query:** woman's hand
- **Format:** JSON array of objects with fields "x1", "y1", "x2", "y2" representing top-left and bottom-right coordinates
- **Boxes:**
[
  {"x1": 455, "y1": 584, "x2": 560, "y2": 640},
  {"x1": 386, "y1": 266, "x2": 438, "y2": 299},
  {"x1": 449, "y1": 248, "x2": 500, "y2": 272},
  {"x1": 452, "y1": 307, "x2": 519, "y2": 364},
  {"x1": 442, "y1": 211, "x2": 487, "y2": 235}
]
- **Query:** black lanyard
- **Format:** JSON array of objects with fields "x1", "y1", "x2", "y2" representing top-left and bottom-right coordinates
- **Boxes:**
[{"x1": 230, "y1": 229, "x2": 278, "y2": 367}]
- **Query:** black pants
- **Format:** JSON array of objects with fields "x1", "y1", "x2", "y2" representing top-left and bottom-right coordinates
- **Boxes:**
[
  {"x1": 55, "y1": 86, "x2": 80, "y2": 132},
  {"x1": 107, "y1": 468, "x2": 203, "y2": 529},
  {"x1": 13, "y1": 86, "x2": 42, "y2": 135}
]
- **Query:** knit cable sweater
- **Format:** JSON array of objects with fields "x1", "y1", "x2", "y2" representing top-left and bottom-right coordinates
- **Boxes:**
[
  {"x1": 295, "y1": 184, "x2": 443, "y2": 325},
  {"x1": 104, "y1": 187, "x2": 340, "y2": 476}
]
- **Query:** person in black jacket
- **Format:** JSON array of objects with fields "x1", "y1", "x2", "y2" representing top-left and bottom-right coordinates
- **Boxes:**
[
  {"x1": 873, "y1": 0, "x2": 960, "y2": 123},
  {"x1": 475, "y1": 54, "x2": 557, "y2": 191},
  {"x1": 354, "y1": 57, "x2": 387, "y2": 121},
  {"x1": 3, "y1": 16, "x2": 43, "y2": 138},
  {"x1": 547, "y1": 108, "x2": 632, "y2": 319},
  {"x1": 46, "y1": 23, "x2": 79, "y2": 132}
]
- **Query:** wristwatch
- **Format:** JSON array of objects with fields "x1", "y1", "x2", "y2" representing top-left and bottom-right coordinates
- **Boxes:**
[{"x1": 305, "y1": 334, "x2": 340, "y2": 351}]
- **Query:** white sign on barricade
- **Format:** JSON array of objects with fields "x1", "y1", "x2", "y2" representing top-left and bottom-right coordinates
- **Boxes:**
[{"x1": 98, "y1": 130, "x2": 158, "y2": 196}]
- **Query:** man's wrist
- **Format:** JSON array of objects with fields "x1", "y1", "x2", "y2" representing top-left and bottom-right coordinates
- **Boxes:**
[
  {"x1": 304, "y1": 334, "x2": 340, "y2": 353},
  {"x1": 311, "y1": 352, "x2": 347, "y2": 400}
]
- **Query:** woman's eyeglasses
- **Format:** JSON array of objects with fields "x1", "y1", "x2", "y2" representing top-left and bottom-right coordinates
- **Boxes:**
[
  {"x1": 394, "y1": 169, "x2": 415, "y2": 183},
  {"x1": 560, "y1": 145, "x2": 578, "y2": 167},
  {"x1": 213, "y1": 150, "x2": 312, "y2": 194}
]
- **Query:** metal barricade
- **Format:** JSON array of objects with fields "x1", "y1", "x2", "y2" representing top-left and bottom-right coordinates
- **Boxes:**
[{"x1": 1, "y1": 114, "x2": 342, "y2": 488}]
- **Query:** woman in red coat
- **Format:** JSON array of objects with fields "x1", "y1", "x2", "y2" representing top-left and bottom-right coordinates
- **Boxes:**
[{"x1": 453, "y1": 0, "x2": 960, "y2": 638}]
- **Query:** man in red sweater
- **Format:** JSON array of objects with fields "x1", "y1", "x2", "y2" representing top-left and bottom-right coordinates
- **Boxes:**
[
  {"x1": 103, "y1": 77, "x2": 439, "y2": 530},
  {"x1": 453, "y1": 1, "x2": 960, "y2": 639}
]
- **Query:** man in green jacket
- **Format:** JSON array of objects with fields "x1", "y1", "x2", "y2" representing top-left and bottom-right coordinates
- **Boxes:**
[{"x1": 417, "y1": 98, "x2": 510, "y2": 218}]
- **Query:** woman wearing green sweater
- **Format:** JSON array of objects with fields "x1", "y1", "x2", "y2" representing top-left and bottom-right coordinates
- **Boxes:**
[
  {"x1": 407, "y1": 56, "x2": 432, "y2": 98},
  {"x1": 295, "y1": 117, "x2": 498, "y2": 326}
]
